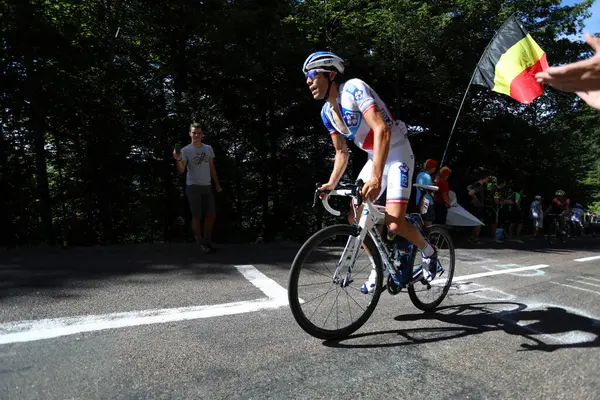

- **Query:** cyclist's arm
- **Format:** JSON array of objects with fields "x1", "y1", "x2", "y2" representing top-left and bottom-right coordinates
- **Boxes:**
[
  {"x1": 362, "y1": 107, "x2": 390, "y2": 184},
  {"x1": 326, "y1": 133, "x2": 349, "y2": 187}
]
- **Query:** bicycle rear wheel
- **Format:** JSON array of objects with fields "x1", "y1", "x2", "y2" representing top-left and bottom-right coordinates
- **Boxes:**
[
  {"x1": 408, "y1": 225, "x2": 455, "y2": 311},
  {"x1": 288, "y1": 224, "x2": 384, "y2": 340}
]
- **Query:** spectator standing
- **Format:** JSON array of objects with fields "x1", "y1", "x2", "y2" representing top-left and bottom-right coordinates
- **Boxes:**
[
  {"x1": 529, "y1": 195, "x2": 543, "y2": 239},
  {"x1": 173, "y1": 122, "x2": 222, "y2": 253},
  {"x1": 466, "y1": 176, "x2": 489, "y2": 244},
  {"x1": 490, "y1": 178, "x2": 513, "y2": 243},
  {"x1": 434, "y1": 167, "x2": 452, "y2": 225},
  {"x1": 508, "y1": 188, "x2": 524, "y2": 243},
  {"x1": 415, "y1": 159, "x2": 438, "y2": 227}
]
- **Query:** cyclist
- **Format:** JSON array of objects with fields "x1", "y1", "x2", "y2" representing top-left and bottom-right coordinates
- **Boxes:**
[
  {"x1": 545, "y1": 190, "x2": 571, "y2": 236},
  {"x1": 303, "y1": 51, "x2": 438, "y2": 294}
]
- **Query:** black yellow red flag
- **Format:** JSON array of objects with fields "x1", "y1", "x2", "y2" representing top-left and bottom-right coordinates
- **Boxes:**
[{"x1": 473, "y1": 16, "x2": 549, "y2": 104}]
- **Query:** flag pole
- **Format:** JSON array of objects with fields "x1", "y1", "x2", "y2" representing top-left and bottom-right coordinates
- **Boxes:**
[
  {"x1": 439, "y1": 68, "x2": 477, "y2": 168},
  {"x1": 439, "y1": 14, "x2": 517, "y2": 168}
]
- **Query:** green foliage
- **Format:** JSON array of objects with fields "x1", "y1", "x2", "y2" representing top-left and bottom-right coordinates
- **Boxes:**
[{"x1": 1, "y1": 0, "x2": 599, "y2": 247}]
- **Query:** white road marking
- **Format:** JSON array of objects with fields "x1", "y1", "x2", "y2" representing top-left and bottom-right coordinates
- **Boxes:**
[
  {"x1": 235, "y1": 265, "x2": 288, "y2": 300},
  {"x1": 566, "y1": 278, "x2": 600, "y2": 288},
  {"x1": 452, "y1": 264, "x2": 550, "y2": 282},
  {"x1": 580, "y1": 276, "x2": 600, "y2": 283},
  {"x1": 0, "y1": 265, "x2": 289, "y2": 345},
  {"x1": 573, "y1": 255, "x2": 600, "y2": 262},
  {"x1": 550, "y1": 281, "x2": 600, "y2": 295},
  {"x1": 452, "y1": 283, "x2": 599, "y2": 345}
]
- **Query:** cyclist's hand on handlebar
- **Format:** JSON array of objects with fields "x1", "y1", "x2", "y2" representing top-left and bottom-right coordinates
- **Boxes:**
[
  {"x1": 361, "y1": 177, "x2": 381, "y2": 201},
  {"x1": 317, "y1": 182, "x2": 336, "y2": 199}
]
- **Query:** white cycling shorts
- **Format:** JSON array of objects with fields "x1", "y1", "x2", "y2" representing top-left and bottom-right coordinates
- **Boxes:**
[{"x1": 357, "y1": 142, "x2": 415, "y2": 206}]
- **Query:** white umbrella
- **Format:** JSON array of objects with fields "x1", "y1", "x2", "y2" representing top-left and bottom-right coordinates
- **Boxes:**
[{"x1": 446, "y1": 204, "x2": 485, "y2": 227}]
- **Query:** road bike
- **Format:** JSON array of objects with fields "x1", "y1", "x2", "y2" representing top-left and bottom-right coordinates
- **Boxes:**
[{"x1": 287, "y1": 179, "x2": 456, "y2": 340}]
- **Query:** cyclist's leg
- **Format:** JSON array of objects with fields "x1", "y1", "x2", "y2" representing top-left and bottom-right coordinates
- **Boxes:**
[
  {"x1": 355, "y1": 158, "x2": 388, "y2": 294},
  {"x1": 559, "y1": 211, "x2": 567, "y2": 233},
  {"x1": 385, "y1": 147, "x2": 437, "y2": 279}
]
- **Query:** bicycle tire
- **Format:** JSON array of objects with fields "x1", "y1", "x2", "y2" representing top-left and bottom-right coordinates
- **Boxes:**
[
  {"x1": 288, "y1": 224, "x2": 384, "y2": 340},
  {"x1": 408, "y1": 225, "x2": 456, "y2": 312}
]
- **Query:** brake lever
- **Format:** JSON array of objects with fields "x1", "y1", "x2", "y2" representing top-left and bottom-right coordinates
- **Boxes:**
[
  {"x1": 312, "y1": 183, "x2": 321, "y2": 208},
  {"x1": 354, "y1": 179, "x2": 364, "y2": 207},
  {"x1": 313, "y1": 183, "x2": 331, "y2": 208}
]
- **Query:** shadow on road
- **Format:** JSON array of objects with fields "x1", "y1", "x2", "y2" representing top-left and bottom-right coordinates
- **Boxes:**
[
  {"x1": 322, "y1": 302, "x2": 600, "y2": 352},
  {"x1": 0, "y1": 243, "x2": 301, "y2": 300}
]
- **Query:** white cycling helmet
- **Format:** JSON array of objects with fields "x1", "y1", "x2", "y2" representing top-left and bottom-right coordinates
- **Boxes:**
[{"x1": 302, "y1": 51, "x2": 345, "y2": 75}]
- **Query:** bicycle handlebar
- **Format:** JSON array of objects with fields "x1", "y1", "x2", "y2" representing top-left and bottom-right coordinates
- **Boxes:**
[{"x1": 314, "y1": 179, "x2": 386, "y2": 221}]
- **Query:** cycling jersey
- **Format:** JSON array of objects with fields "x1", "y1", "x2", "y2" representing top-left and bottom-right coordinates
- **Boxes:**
[
  {"x1": 321, "y1": 78, "x2": 409, "y2": 153},
  {"x1": 551, "y1": 197, "x2": 570, "y2": 213},
  {"x1": 321, "y1": 78, "x2": 414, "y2": 205}
]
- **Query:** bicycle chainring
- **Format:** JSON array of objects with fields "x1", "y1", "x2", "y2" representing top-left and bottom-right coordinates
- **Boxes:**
[{"x1": 386, "y1": 275, "x2": 403, "y2": 295}]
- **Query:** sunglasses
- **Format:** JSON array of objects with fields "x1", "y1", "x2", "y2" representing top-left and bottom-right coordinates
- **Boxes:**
[{"x1": 305, "y1": 69, "x2": 330, "y2": 80}]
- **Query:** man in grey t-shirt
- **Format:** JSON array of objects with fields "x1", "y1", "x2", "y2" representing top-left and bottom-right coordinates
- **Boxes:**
[{"x1": 174, "y1": 122, "x2": 222, "y2": 252}]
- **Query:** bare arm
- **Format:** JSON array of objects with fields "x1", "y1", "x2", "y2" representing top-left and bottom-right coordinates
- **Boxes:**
[
  {"x1": 325, "y1": 134, "x2": 350, "y2": 187},
  {"x1": 362, "y1": 107, "x2": 390, "y2": 184},
  {"x1": 174, "y1": 151, "x2": 187, "y2": 174},
  {"x1": 443, "y1": 191, "x2": 451, "y2": 207},
  {"x1": 209, "y1": 159, "x2": 221, "y2": 190}
]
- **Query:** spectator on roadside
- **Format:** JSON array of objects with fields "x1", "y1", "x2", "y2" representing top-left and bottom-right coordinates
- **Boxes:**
[
  {"x1": 415, "y1": 159, "x2": 438, "y2": 227},
  {"x1": 508, "y1": 188, "x2": 524, "y2": 243},
  {"x1": 571, "y1": 203, "x2": 585, "y2": 237},
  {"x1": 529, "y1": 195, "x2": 543, "y2": 239},
  {"x1": 490, "y1": 177, "x2": 513, "y2": 243},
  {"x1": 466, "y1": 176, "x2": 489, "y2": 244},
  {"x1": 434, "y1": 166, "x2": 452, "y2": 225},
  {"x1": 173, "y1": 122, "x2": 222, "y2": 253}
]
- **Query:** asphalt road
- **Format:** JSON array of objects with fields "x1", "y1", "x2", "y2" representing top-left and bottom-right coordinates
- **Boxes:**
[{"x1": 1, "y1": 236, "x2": 599, "y2": 400}]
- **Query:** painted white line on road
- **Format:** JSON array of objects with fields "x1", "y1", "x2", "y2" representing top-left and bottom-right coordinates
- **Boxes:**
[
  {"x1": 235, "y1": 265, "x2": 288, "y2": 300},
  {"x1": 574, "y1": 255, "x2": 600, "y2": 262},
  {"x1": 0, "y1": 265, "x2": 291, "y2": 345},
  {"x1": 452, "y1": 265, "x2": 550, "y2": 282},
  {"x1": 0, "y1": 298, "x2": 287, "y2": 345},
  {"x1": 566, "y1": 278, "x2": 600, "y2": 288},
  {"x1": 580, "y1": 276, "x2": 600, "y2": 283},
  {"x1": 550, "y1": 282, "x2": 600, "y2": 295}
]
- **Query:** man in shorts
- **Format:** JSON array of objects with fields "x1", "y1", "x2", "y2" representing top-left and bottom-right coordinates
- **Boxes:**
[
  {"x1": 302, "y1": 51, "x2": 439, "y2": 294},
  {"x1": 173, "y1": 122, "x2": 222, "y2": 253}
]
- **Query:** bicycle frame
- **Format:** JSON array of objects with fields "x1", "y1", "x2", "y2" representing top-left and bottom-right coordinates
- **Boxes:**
[{"x1": 319, "y1": 182, "x2": 437, "y2": 286}]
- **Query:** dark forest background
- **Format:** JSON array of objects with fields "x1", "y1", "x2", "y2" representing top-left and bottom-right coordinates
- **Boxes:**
[{"x1": 2, "y1": 0, "x2": 599, "y2": 247}]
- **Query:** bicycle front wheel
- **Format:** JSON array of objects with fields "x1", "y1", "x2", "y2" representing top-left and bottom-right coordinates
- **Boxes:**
[{"x1": 288, "y1": 224, "x2": 384, "y2": 340}]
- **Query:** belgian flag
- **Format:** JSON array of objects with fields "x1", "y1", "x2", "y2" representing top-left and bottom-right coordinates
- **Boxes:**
[{"x1": 473, "y1": 15, "x2": 549, "y2": 104}]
